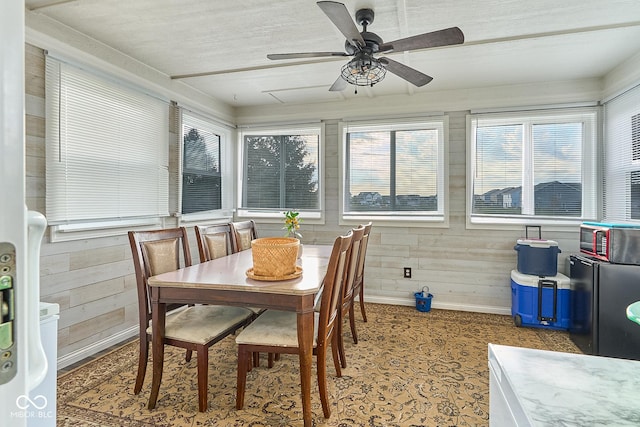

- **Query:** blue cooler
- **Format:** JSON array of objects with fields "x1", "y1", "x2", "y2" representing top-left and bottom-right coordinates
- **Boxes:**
[
  {"x1": 514, "y1": 238, "x2": 561, "y2": 276},
  {"x1": 510, "y1": 270, "x2": 570, "y2": 330}
]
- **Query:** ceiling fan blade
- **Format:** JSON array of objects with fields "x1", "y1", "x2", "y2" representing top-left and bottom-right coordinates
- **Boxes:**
[
  {"x1": 379, "y1": 27, "x2": 464, "y2": 53},
  {"x1": 317, "y1": 1, "x2": 365, "y2": 48},
  {"x1": 329, "y1": 76, "x2": 347, "y2": 91},
  {"x1": 379, "y1": 57, "x2": 433, "y2": 87},
  {"x1": 267, "y1": 52, "x2": 349, "y2": 60}
]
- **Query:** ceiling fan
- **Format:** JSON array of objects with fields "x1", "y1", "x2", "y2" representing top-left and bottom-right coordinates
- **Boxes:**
[{"x1": 267, "y1": 1, "x2": 465, "y2": 92}]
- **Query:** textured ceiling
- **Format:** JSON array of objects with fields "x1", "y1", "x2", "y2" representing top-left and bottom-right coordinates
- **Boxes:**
[{"x1": 25, "y1": 0, "x2": 640, "y2": 107}]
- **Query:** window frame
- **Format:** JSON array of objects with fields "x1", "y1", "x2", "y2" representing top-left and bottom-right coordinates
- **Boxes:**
[
  {"x1": 466, "y1": 107, "x2": 599, "y2": 229},
  {"x1": 236, "y1": 124, "x2": 324, "y2": 222},
  {"x1": 339, "y1": 117, "x2": 449, "y2": 227},
  {"x1": 178, "y1": 108, "x2": 234, "y2": 223}
]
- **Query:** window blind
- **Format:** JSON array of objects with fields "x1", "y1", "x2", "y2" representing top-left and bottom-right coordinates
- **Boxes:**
[
  {"x1": 342, "y1": 119, "x2": 446, "y2": 221},
  {"x1": 344, "y1": 124, "x2": 442, "y2": 214},
  {"x1": 45, "y1": 55, "x2": 169, "y2": 224},
  {"x1": 469, "y1": 108, "x2": 597, "y2": 221},
  {"x1": 603, "y1": 84, "x2": 640, "y2": 222},
  {"x1": 181, "y1": 111, "x2": 222, "y2": 214},
  {"x1": 240, "y1": 127, "x2": 321, "y2": 212}
]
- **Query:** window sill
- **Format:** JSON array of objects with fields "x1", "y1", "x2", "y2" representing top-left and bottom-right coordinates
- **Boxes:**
[
  {"x1": 178, "y1": 210, "x2": 233, "y2": 225},
  {"x1": 467, "y1": 215, "x2": 588, "y2": 232},
  {"x1": 340, "y1": 213, "x2": 448, "y2": 228},
  {"x1": 49, "y1": 217, "x2": 164, "y2": 242},
  {"x1": 236, "y1": 209, "x2": 323, "y2": 223}
]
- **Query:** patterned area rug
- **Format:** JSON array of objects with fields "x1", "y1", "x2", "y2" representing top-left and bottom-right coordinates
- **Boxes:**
[{"x1": 57, "y1": 304, "x2": 580, "y2": 426}]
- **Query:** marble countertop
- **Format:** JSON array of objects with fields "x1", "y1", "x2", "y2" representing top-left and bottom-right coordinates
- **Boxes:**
[{"x1": 489, "y1": 344, "x2": 640, "y2": 426}]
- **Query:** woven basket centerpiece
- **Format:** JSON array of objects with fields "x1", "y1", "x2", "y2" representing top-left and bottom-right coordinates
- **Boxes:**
[{"x1": 251, "y1": 237, "x2": 300, "y2": 278}]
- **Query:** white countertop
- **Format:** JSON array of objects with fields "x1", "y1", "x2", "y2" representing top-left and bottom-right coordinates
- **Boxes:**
[{"x1": 489, "y1": 344, "x2": 640, "y2": 426}]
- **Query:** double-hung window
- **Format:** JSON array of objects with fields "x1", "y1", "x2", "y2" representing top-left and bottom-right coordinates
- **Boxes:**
[
  {"x1": 45, "y1": 54, "x2": 169, "y2": 241},
  {"x1": 180, "y1": 110, "x2": 232, "y2": 220},
  {"x1": 468, "y1": 108, "x2": 598, "y2": 225},
  {"x1": 238, "y1": 125, "x2": 322, "y2": 219},
  {"x1": 341, "y1": 118, "x2": 447, "y2": 224}
]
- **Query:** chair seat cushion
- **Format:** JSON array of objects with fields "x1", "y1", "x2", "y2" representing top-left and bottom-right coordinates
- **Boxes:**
[
  {"x1": 147, "y1": 305, "x2": 252, "y2": 345},
  {"x1": 235, "y1": 310, "x2": 319, "y2": 348}
]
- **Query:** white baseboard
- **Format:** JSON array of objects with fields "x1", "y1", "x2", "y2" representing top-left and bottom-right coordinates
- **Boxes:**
[
  {"x1": 363, "y1": 295, "x2": 512, "y2": 316},
  {"x1": 57, "y1": 325, "x2": 138, "y2": 370}
]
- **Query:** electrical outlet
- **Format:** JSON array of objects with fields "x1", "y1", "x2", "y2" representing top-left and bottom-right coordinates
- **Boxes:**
[{"x1": 403, "y1": 267, "x2": 412, "y2": 278}]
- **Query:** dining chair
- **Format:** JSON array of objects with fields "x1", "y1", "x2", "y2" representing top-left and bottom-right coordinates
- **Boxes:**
[
  {"x1": 337, "y1": 225, "x2": 365, "y2": 368},
  {"x1": 128, "y1": 227, "x2": 254, "y2": 412},
  {"x1": 235, "y1": 232, "x2": 353, "y2": 419},
  {"x1": 194, "y1": 223, "x2": 269, "y2": 368},
  {"x1": 230, "y1": 220, "x2": 258, "y2": 252},
  {"x1": 194, "y1": 223, "x2": 235, "y2": 262},
  {"x1": 352, "y1": 222, "x2": 373, "y2": 325}
]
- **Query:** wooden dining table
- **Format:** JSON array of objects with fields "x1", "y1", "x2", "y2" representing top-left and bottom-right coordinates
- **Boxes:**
[{"x1": 147, "y1": 244, "x2": 333, "y2": 427}]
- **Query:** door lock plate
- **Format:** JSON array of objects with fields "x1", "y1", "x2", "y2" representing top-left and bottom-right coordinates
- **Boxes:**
[{"x1": 0, "y1": 242, "x2": 17, "y2": 385}]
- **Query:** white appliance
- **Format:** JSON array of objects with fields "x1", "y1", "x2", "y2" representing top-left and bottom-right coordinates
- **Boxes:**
[{"x1": 1, "y1": 2, "x2": 54, "y2": 426}]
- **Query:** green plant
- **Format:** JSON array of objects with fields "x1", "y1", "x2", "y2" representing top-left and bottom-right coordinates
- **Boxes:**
[{"x1": 283, "y1": 210, "x2": 302, "y2": 239}]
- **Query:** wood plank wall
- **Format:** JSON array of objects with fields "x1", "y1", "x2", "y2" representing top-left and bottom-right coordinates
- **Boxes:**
[{"x1": 24, "y1": 43, "x2": 581, "y2": 365}]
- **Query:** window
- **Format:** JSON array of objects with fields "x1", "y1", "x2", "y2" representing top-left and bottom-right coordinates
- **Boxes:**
[
  {"x1": 238, "y1": 125, "x2": 322, "y2": 219},
  {"x1": 180, "y1": 111, "x2": 232, "y2": 219},
  {"x1": 468, "y1": 108, "x2": 598, "y2": 225},
  {"x1": 341, "y1": 118, "x2": 447, "y2": 223},
  {"x1": 45, "y1": 54, "x2": 169, "y2": 240},
  {"x1": 604, "y1": 86, "x2": 640, "y2": 221}
]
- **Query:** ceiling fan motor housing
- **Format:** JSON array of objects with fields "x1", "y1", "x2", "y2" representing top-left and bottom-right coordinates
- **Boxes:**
[{"x1": 345, "y1": 31, "x2": 382, "y2": 54}]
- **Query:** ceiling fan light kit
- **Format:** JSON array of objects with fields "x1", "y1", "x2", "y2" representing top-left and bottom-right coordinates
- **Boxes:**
[
  {"x1": 266, "y1": 1, "x2": 465, "y2": 92},
  {"x1": 341, "y1": 54, "x2": 386, "y2": 87}
]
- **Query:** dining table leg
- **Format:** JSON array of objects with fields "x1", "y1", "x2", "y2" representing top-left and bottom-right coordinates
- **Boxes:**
[
  {"x1": 149, "y1": 298, "x2": 166, "y2": 410},
  {"x1": 297, "y1": 304, "x2": 315, "y2": 427}
]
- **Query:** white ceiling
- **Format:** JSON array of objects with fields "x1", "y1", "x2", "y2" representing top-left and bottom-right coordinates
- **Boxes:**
[{"x1": 25, "y1": 0, "x2": 640, "y2": 108}]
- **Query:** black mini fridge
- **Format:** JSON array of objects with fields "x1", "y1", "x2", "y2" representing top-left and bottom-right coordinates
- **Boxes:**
[{"x1": 569, "y1": 254, "x2": 640, "y2": 360}]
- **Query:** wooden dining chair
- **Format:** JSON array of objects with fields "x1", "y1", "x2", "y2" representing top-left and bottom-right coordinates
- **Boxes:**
[
  {"x1": 337, "y1": 225, "x2": 365, "y2": 368},
  {"x1": 194, "y1": 223, "x2": 269, "y2": 368},
  {"x1": 128, "y1": 227, "x2": 254, "y2": 412},
  {"x1": 352, "y1": 222, "x2": 373, "y2": 325},
  {"x1": 194, "y1": 223, "x2": 234, "y2": 262},
  {"x1": 230, "y1": 220, "x2": 258, "y2": 252},
  {"x1": 235, "y1": 232, "x2": 353, "y2": 419}
]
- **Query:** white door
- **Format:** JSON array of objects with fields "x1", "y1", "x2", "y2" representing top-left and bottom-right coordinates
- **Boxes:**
[{"x1": 0, "y1": 1, "x2": 49, "y2": 424}]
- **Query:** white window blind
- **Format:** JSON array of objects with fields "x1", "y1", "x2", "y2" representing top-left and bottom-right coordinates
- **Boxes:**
[
  {"x1": 603, "y1": 84, "x2": 640, "y2": 222},
  {"x1": 342, "y1": 119, "x2": 445, "y2": 220},
  {"x1": 239, "y1": 126, "x2": 321, "y2": 217},
  {"x1": 469, "y1": 108, "x2": 597, "y2": 223},
  {"x1": 45, "y1": 55, "x2": 169, "y2": 226}
]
